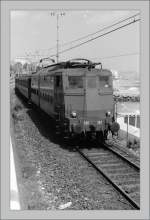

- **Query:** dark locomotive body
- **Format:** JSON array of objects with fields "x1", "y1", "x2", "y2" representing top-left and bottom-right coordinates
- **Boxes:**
[{"x1": 15, "y1": 59, "x2": 118, "y2": 141}]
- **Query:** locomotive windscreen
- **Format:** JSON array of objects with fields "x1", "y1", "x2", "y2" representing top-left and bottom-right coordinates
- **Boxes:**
[
  {"x1": 68, "y1": 76, "x2": 83, "y2": 89},
  {"x1": 98, "y1": 76, "x2": 111, "y2": 88}
]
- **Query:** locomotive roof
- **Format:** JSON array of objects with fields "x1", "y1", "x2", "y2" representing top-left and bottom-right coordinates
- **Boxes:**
[
  {"x1": 15, "y1": 59, "x2": 112, "y2": 78},
  {"x1": 37, "y1": 59, "x2": 111, "y2": 76},
  {"x1": 35, "y1": 58, "x2": 103, "y2": 73},
  {"x1": 16, "y1": 67, "x2": 112, "y2": 78},
  {"x1": 39, "y1": 67, "x2": 112, "y2": 76}
]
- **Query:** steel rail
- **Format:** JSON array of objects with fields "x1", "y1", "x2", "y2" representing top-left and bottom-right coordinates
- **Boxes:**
[
  {"x1": 103, "y1": 143, "x2": 140, "y2": 171},
  {"x1": 75, "y1": 146, "x2": 140, "y2": 210}
]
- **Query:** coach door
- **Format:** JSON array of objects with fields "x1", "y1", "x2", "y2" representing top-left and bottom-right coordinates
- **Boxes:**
[{"x1": 54, "y1": 74, "x2": 64, "y2": 118}]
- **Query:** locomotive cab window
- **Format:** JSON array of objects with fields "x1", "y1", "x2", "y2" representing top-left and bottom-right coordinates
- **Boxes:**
[
  {"x1": 98, "y1": 76, "x2": 111, "y2": 88},
  {"x1": 68, "y1": 76, "x2": 83, "y2": 89}
]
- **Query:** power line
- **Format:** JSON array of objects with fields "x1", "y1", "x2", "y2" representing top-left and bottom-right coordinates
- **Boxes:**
[
  {"x1": 29, "y1": 12, "x2": 140, "y2": 56},
  {"x1": 15, "y1": 51, "x2": 139, "y2": 63},
  {"x1": 98, "y1": 52, "x2": 139, "y2": 60},
  {"x1": 19, "y1": 13, "x2": 140, "y2": 61},
  {"x1": 50, "y1": 18, "x2": 140, "y2": 57},
  {"x1": 59, "y1": 13, "x2": 140, "y2": 48}
]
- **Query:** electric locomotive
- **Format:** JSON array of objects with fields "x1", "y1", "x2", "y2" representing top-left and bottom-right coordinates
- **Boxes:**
[{"x1": 15, "y1": 58, "x2": 119, "y2": 142}]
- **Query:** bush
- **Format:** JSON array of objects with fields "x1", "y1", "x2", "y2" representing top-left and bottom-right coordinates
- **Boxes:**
[{"x1": 127, "y1": 140, "x2": 132, "y2": 148}]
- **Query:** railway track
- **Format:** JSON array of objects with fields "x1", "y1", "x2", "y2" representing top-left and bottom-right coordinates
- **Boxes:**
[
  {"x1": 75, "y1": 143, "x2": 140, "y2": 210},
  {"x1": 106, "y1": 139, "x2": 140, "y2": 167}
]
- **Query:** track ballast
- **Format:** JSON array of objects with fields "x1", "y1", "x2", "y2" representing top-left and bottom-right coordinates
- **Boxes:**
[{"x1": 75, "y1": 143, "x2": 140, "y2": 210}]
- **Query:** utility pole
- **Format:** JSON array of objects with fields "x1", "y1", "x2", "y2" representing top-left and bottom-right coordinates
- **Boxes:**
[
  {"x1": 56, "y1": 14, "x2": 59, "y2": 63},
  {"x1": 50, "y1": 12, "x2": 65, "y2": 63}
]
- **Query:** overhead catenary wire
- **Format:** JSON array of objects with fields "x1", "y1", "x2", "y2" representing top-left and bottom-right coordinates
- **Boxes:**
[
  {"x1": 15, "y1": 51, "x2": 139, "y2": 62},
  {"x1": 37, "y1": 12, "x2": 140, "y2": 54},
  {"x1": 49, "y1": 18, "x2": 140, "y2": 57},
  {"x1": 93, "y1": 52, "x2": 139, "y2": 60},
  {"x1": 17, "y1": 13, "x2": 140, "y2": 61},
  {"x1": 58, "y1": 13, "x2": 140, "y2": 48},
  {"x1": 25, "y1": 13, "x2": 140, "y2": 58}
]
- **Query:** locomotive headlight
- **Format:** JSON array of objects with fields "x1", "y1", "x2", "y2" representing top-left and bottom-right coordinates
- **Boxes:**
[
  {"x1": 71, "y1": 111, "x2": 77, "y2": 118},
  {"x1": 106, "y1": 111, "x2": 111, "y2": 116}
]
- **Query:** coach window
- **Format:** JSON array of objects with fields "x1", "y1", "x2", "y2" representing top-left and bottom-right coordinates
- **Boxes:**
[
  {"x1": 49, "y1": 76, "x2": 54, "y2": 89},
  {"x1": 68, "y1": 76, "x2": 83, "y2": 89}
]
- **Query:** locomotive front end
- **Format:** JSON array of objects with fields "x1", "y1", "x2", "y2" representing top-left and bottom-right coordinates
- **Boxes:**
[
  {"x1": 82, "y1": 69, "x2": 115, "y2": 140},
  {"x1": 63, "y1": 59, "x2": 119, "y2": 141}
]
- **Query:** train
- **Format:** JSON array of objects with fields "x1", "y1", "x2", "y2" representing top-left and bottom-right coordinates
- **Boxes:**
[{"x1": 15, "y1": 58, "x2": 120, "y2": 142}]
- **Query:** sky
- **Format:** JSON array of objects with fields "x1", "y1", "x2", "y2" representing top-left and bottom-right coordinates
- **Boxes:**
[{"x1": 11, "y1": 10, "x2": 140, "y2": 72}]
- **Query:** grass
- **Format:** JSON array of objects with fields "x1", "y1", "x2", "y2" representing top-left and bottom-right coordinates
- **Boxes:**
[{"x1": 117, "y1": 129, "x2": 140, "y2": 155}]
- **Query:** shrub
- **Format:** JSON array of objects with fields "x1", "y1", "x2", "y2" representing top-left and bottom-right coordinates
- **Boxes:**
[{"x1": 127, "y1": 140, "x2": 132, "y2": 148}]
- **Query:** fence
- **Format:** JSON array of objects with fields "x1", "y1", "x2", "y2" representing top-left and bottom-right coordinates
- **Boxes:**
[
  {"x1": 116, "y1": 113, "x2": 140, "y2": 147},
  {"x1": 124, "y1": 114, "x2": 140, "y2": 129}
]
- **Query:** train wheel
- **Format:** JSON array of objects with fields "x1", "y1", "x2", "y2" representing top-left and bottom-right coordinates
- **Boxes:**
[
  {"x1": 62, "y1": 132, "x2": 70, "y2": 144},
  {"x1": 27, "y1": 99, "x2": 32, "y2": 107},
  {"x1": 96, "y1": 131, "x2": 104, "y2": 144},
  {"x1": 85, "y1": 132, "x2": 93, "y2": 147},
  {"x1": 55, "y1": 120, "x2": 61, "y2": 140}
]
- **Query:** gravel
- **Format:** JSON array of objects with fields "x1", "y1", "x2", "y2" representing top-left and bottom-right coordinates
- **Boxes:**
[{"x1": 10, "y1": 90, "x2": 134, "y2": 210}]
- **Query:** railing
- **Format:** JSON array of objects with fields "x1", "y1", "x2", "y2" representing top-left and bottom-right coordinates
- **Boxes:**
[{"x1": 117, "y1": 113, "x2": 140, "y2": 129}]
